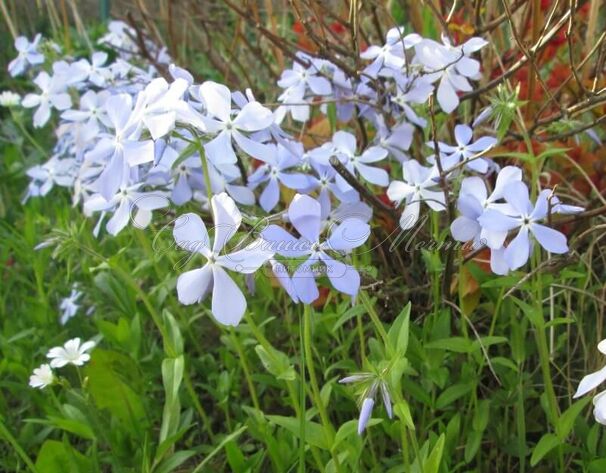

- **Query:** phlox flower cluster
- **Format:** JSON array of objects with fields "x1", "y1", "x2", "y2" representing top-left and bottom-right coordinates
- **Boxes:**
[
  {"x1": 7, "y1": 22, "x2": 586, "y2": 428},
  {"x1": 7, "y1": 23, "x2": 580, "y2": 323}
]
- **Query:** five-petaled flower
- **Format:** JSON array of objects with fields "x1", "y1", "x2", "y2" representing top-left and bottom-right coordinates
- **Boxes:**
[
  {"x1": 47, "y1": 338, "x2": 96, "y2": 368},
  {"x1": 173, "y1": 192, "x2": 274, "y2": 326}
]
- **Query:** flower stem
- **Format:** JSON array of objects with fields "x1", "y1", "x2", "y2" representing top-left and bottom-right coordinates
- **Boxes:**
[
  {"x1": 10, "y1": 109, "x2": 46, "y2": 157},
  {"x1": 192, "y1": 131, "x2": 214, "y2": 206},
  {"x1": 230, "y1": 328, "x2": 261, "y2": 411},
  {"x1": 298, "y1": 308, "x2": 307, "y2": 473},
  {"x1": 359, "y1": 291, "x2": 390, "y2": 355},
  {"x1": 302, "y1": 304, "x2": 342, "y2": 472}
]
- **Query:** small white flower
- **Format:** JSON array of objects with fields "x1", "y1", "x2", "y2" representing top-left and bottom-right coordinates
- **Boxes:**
[
  {"x1": 29, "y1": 363, "x2": 54, "y2": 389},
  {"x1": 46, "y1": 337, "x2": 96, "y2": 368},
  {"x1": 0, "y1": 91, "x2": 21, "y2": 107}
]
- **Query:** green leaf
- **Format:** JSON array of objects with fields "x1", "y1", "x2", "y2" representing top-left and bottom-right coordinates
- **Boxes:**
[
  {"x1": 254, "y1": 345, "x2": 296, "y2": 381},
  {"x1": 84, "y1": 349, "x2": 147, "y2": 437},
  {"x1": 472, "y1": 400, "x2": 490, "y2": 432},
  {"x1": 388, "y1": 302, "x2": 411, "y2": 356},
  {"x1": 44, "y1": 415, "x2": 95, "y2": 441},
  {"x1": 191, "y1": 426, "x2": 247, "y2": 473},
  {"x1": 530, "y1": 433, "x2": 560, "y2": 466},
  {"x1": 225, "y1": 440, "x2": 246, "y2": 472},
  {"x1": 423, "y1": 434, "x2": 445, "y2": 473},
  {"x1": 464, "y1": 430, "x2": 482, "y2": 463},
  {"x1": 394, "y1": 400, "x2": 415, "y2": 430},
  {"x1": 589, "y1": 459, "x2": 606, "y2": 473},
  {"x1": 334, "y1": 304, "x2": 367, "y2": 331},
  {"x1": 159, "y1": 355, "x2": 184, "y2": 445},
  {"x1": 333, "y1": 419, "x2": 380, "y2": 449},
  {"x1": 545, "y1": 317, "x2": 574, "y2": 329},
  {"x1": 480, "y1": 275, "x2": 522, "y2": 288},
  {"x1": 512, "y1": 297, "x2": 544, "y2": 327},
  {"x1": 426, "y1": 337, "x2": 473, "y2": 353},
  {"x1": 154, "y1": 450, "x2": 197, "y2": 473},
  {"x1": 162, "y1": 310, "x2": 184, "y2": 356},
  {"x1": 266, "y1": 415, "x2": 330, "y2": 450},
  {"x1": 35, "y1": 440, "x2": 92, "y2": 473},
  {"x1": 556, "y1": 397, "x2": 591, "y2": 440},
  {"x1": 436, "y1": 383, "x2": 473, "y2": 409},
  {"x1": 472, "y1": 336, "x2": 508, "y2": 349}
]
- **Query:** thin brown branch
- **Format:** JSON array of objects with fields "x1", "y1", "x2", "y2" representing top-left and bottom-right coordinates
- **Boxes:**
[{"x1": 328, "y1": 157, "x2": 398, "y2": 223}]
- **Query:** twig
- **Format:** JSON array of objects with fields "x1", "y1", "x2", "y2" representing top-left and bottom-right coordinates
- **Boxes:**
[
  {"x1": 474, "y1": 0, "x2": 527, "y2": 34},
  {"x1": 537, "y1": 114, "x2": 606, "y2": 142},
  {"x1": 428, "y1": 95, "x2": 455, "y2": 302},
  {"x1": 328, "y1": 156, "x2": 398, "y2": 223},
  {"x1": 125, "y1": 12, "x2": 170, "y2": 80},
  {"x1": 460, "y1": 9, "x2": 572, "y2": 102}
]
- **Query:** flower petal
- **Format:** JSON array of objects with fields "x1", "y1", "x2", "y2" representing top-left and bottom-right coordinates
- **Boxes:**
[
  {"x1": 288, "y1": 194, "x2": 321, "y2": 243},
  {"x1": 176, "y1": 265, "x2": 213, "y2": 305},
  {"x1": 106, "y1": 199, "x2": 131, "y2": 236},
  {"x1": 478, "y1": 209, "x2": 520, "y2": 232},
  {"x1": 504, "y1": 227, "x2": 531, "y2": 270},
  {"x1": 200, "y1": 81, "x2": 232, "y2": 122},
  {"x1": 531, "y1": 223, "x2": 568, "y2": 254},
  {"x1": 232, "y1": 131, "x2": 272, "y2": 161},
  {"x1": 358, "y1": 398, "x2": 375, "y2": 435},
  {"x1": 204, "y1": 130, "x2": 237, "y2": 166},
  {"x1": 211, "y1": 192, "x2": 242, "y2": 253},
  {"x1": 174, "y1": 212, "x2": 211, "y2": 255},
  {"x1": 454, "y1": 124, "x2": 472, "y2": 146},
  {"x1": 319, "y1": 252, "x2": 360, "y2": 297},
  {"x1": 269, "y1": 259, "x2": 299, "y2": 303},
  {"x1": 574, "y1": 365, "x2": 606, "y2": 398},
  {"x1": 399, "y1": 199, "x2": 421, "y2": 230},
  {"x1": 460, "y1": 176, "x2": 487, "y2": 203},
  {"x1": 503, "y1": 181, "x2": 532, "y2": 215},
  {"x1": 325, "y1": 218, "x2": 370, "y2": 251},
  {"x1": 355, "y1": 162, "x2": 389, "y2": 186},
  {"x1": 216, "y1": 240, "x2": 273, "y2": 274},
  {"x1": 292, "y1": 258, "x2": 320, "y2": 304},
  {"x1": 450, "y1": 216, "x2": 480, "y2": 242},
  {"x1": 211, "y1": 265, "x2": 246, "y2": 326},
  {"x1": 490, "y1": 247, "x2": 510, "y2": 275},
  {"x1": 437, "y1": 76, "x2": 459, "y2": 113},
  {"x1": 233, "y1": 101, "x2": 274, "y2": 131},
  {"x1": 259, "y1": 177, "x2": 280, "y2": 212}
]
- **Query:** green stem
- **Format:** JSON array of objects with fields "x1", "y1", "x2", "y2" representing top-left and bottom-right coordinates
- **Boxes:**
[
  {"x1": 230, "y1": 329, "x2": 261, "y2": 411},
  {"x1": 10, "y1": 110, "x2": 46, "y2": 157},
  {"x1": 183, "y1": 372, "x2": 215, "y2": 442},
  {"x1": 245, "y1": 314, "x2": 327, "y2": 473},
  {"x1": 192, "y1": 132, "x2": 214, "y2": 205},
  {"x1": 516, "y1": 112, "x2": 563, "y2": 470},
  {"x1": 299, "y1": 308, "x2": 307, "y2": 473},
  {"x1": 303, "y1": 305, "x2": 342, "y2": 473},
  {"x1": 359, "y1": 291, "x2": 390, "y2": 355}
]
